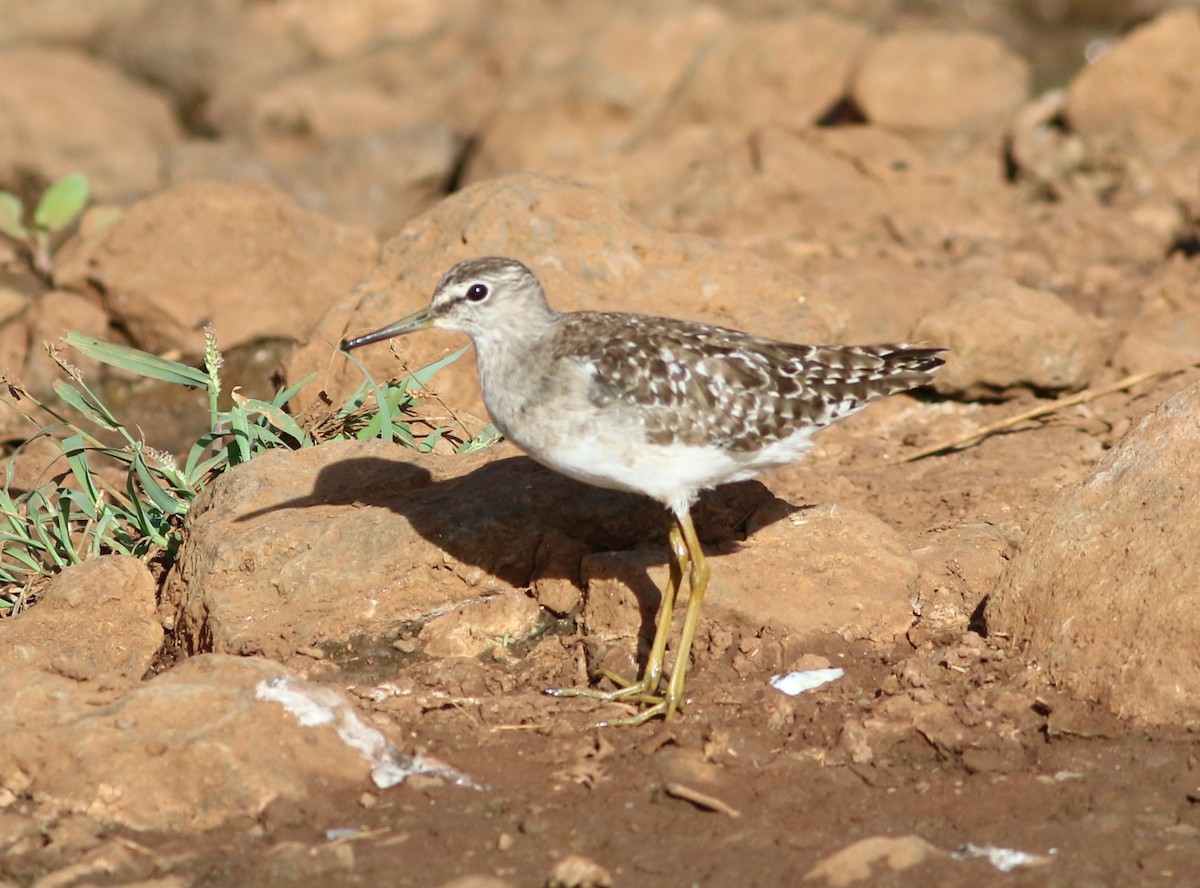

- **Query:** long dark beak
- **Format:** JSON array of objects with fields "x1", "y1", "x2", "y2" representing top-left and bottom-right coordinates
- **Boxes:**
[{"x1": 340, "y1": 306, "x2": 437, "y2": 351}]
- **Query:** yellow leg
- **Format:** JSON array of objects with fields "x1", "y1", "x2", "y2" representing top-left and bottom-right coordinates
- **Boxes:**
[
  {"x1": 594, "y1": 517, "x2": 688, "y2": 697},
  {"x1": 663, "y1": 507, "x2": 709, "y2": 720},
  {"x1": 545, "y1": 512, "x2": 692, "y2": 725}
]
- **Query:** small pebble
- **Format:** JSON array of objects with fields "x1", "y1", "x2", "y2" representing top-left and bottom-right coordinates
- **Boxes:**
[{"x1": 546, "y1": 853, "x2": 611, "y2": 888}]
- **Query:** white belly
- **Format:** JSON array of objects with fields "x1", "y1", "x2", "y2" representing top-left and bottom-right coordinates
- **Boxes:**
[{"x1": 516, "y1": 424, "x2": 818, "y2": 514}]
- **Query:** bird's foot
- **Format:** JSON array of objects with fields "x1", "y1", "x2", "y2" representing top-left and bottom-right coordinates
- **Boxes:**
[{"x1": 545, "y1": 670, "x2": 682, "y2": 727}]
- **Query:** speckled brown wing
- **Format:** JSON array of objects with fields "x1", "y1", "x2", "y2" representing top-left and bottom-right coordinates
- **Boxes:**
[{"x1": 554, "y1": 312, "x2": 944, "y2": 452}]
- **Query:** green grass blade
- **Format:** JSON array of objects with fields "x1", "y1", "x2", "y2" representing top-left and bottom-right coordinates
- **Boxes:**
[
  {"x1": 54, "y1": 380, "x2": 121, "y2": 430},
  {"x1": 3, "y1": 545, "x2": 43, "y2": 572},
  {"x1": 131, "y1": 451, "x2": 185, "y2": 516},
  {"x1": 417, "y1": 427, "x2": 444, "y2": 453},
  {"x1": 61, "y1": 433, "x2": 99, "y2": 508},
  {"x1": 0, "y1": 528, "x2": 44, "y2": 548},
  {"x1": 238, "y1": 397, "x2": 311, "y2": 447},
  {"x1": 245, "y1": 424, "x2": 287, "y2": 450},
  {"x1": 183, "y1": 432, "x2": 227, "y2": 484},
  {"x1": 65, "y1": 332, "x2": 211, "y2": 388},
  {"x1": 225, "y1": 408, "x2": 252, "y2": 465},
  {"x1": 50, "y1": 499, "x2": 80, "y2": 566},
  {"x1": 342, "y1": 349, "x2": 396, "y2": 442}
]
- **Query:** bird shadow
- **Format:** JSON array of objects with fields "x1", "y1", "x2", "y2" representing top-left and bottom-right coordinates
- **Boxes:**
[{"x1": 234, "y1": 451, "x2": 792, "y2": 660}]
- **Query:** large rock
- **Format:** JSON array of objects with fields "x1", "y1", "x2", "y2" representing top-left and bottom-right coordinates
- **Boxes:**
[
  {"x1": 0, "y1": 46, "x2": 179, "y2": 200},
  {"x1": 55, "y1": 181, "x2": 378, "y2": 354},
  {"x1": 164, "y1": 123, "x2": 464, "y2": 239},
  {"x1": 911, "y1": 277, "x2": 1104, "y2": 399},
  {"x1": 162, "y1": 438, "x2": 668, "y2": 664},
  {"x1": 1111, "y1": 257, "x2": 1200, "y2": 376},
  {"x1": 985, "y1": 382, "x2": 1200, "y2": 725},
  {"x1": 619, "y1": 13, "x2": 869, "y2": 140},
  {"x1": 580, "y1": 504, "x2": 920, "y2": 653},
  {"x1": 1067, "y1": 9, "x2": 1200, "y2": 162},
  {"x1": 852, "y1": 29, "x2": 1030, "y2": 143},
  {"x1": 0, "y1": 656, "x2": 466, "y2": 831},
  {"x1": 464, "y1": 4, "x2": 727, "y2": 182},
  {"x1": 568, "y1": 118, "x2": 1027, "y2": 269},
  {"x1": 0, "y1": 556, "x2": 161, "y2": 681},
  {"x1": 99, "y1": 0, "x2": 304, "y2": 107},
  {"x1": 164, "y1": 432, "x2": 920, "y2": 683}
]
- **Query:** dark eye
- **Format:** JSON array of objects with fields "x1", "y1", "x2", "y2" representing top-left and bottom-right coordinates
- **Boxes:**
[{"x1": 466, "y1": 283, "x2": 489, "y2": 302}]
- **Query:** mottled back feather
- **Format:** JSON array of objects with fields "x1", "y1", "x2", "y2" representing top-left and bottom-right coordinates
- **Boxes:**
[{"x1": 550, "y1": 312, "x2": 943, "y2": 452}]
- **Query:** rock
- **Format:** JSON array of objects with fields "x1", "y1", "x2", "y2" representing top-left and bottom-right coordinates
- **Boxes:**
[
  {"x1": 645, "y1": 13, "x2": 869, "y2": 135},
  {"x1": 571, "y1": 118, "x2": 1023, "y2": 268},
  {"x1": 19, "y1": 290, "x2": 111, "y2": 395},
  {"x1": 254, "y1": 0, "x2": 469, "y2": 62},
  {"x1": 206, "y1": 23, "x2": 500, "y2": 146},
  {"x1": 0, "y1": 46, "x2": 179, "y2": 201},
  {"x1": 0, "y1": 556, "x2": 161, "y2": 681},
  {"x1": 0, "y1": 656, "x2": 435, "y2": 831},
  {"x1": 1005, "y1": 89, "x2": 1086, "y2": 194},
  {"x1": 419, "y1": 591, "x2": 542, "y2": 658},
  {"x1": 54, "y1": 181, "x2": 378, "y2": 354},
  {"x1": 579, "y1": 504, "x2": 920, "y2": 651},
  {"x1": 162, "y1": 438, "x2": 664, "y2": 664},
  {"x1": 910, "y1": 524, "x2": 1013, "y2": 645},
  {"x1": 438, "y1": 877, "x2": 514, "y2": 888},
  {"x1": 256, "y1": 124, "x2": 464, "y2": 238},
  {"x1": 852, "y1": 30, "x2": 1030, "y2": 144},
  {"x1": 1067, "y1": 9, "x2": 1200, "y2": 162},
  {"x1": 530, "y1": 530, "x2": 589, "y2": 616},
  {"x1": 1111, "y1": 258, "x2": 1200, "y2": 376},
  {"x1": 166, "y1": 117, "x2": 466, "y2": 238},
  {"x1": 804, "y1": 835, "x2": 944, "y2": 885},
  {"x1": 985, "y1": 382, "x2": 1200, "y2": 725},
  {"x1": 465, "y1": 4, "x2": 727, "y2": 183},
  {"x1": 99, "y1": 0, "x2": 304, "y2": 108},
  {"x1": 911, "y1": 277, "x2": 1104, "y2": 399},
  {"x1": 581, "y1": 546, "x2": 664, "y2": 633},
  {"x1": 790, "y1": 258, "x2": 961, "y2": 346},
  {"x1": 546, "y1": 853, "x2": 611, "y2": 888},
  {"x1": 0, "y1": 0, "x2": 148, "y2": 46},
  {"x1": 719, "y1": 504, "x2": 920, "y2": 646},
  {"x1": 287, "y1": 174, "x2": 840, "y2": 419}
]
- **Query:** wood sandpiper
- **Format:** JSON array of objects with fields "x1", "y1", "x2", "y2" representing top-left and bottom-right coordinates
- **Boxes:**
[{"x1": 341, "y1": 256, "x2": 944, "y2": 726}]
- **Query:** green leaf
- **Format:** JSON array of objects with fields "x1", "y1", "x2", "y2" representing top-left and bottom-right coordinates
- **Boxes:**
[
  {"x1": 51, "y1": 498, "x2": 80, "y2": 566},
  {"x1": 64, "y1": 332, "x2": 211, "y2": 389},
  {"x1": 0, "y1": 528, "x2": 41, "y2": 548},
  {"x1": 239, "y1": 397, "x2": 310, "y2": 446},
  {"x1": 54, "y1": 380, "x2": 121, "y2": 430},
  {"x1": 34, "y1": 173, "x2": 89, "y2": 233},
  {"x1": 417, "y1": 427, "x2": 444, "y2": 453},
  {"x1": 459, "y1": 424, "x2": 502, "y2": 453},
  {"x1": 131, "y1": 451, "x2": 185, "y2": 516},
  {"x1": 183, "y1": 432, "x2": 229, "y2": 485},
  {"x1": 4, "y1": 545, "x2": 42, "y2": 573},
  {"x1": 247, "y1": 421, "x2": 286, "y2": 446},
  {"x1": 0, "y1": 191, "x2": 27, "y2": 239},
  {"x1": 61, "y1": 434, "x2": 99, "y2": 511},
  {"x1": 226, "y1": 408, "x2": 252, "y2": 465},
  {"x1": 341, "y1": 349, "x2": 395, "y2": 441}
]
